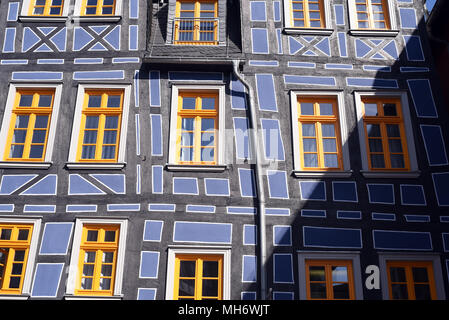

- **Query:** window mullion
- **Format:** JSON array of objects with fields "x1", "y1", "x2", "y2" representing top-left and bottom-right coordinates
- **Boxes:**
[
  {"x1": 96, "y1": 114, "x2": 106, "y2": 160},
  {"x1": 194, "y1": 116, "x2": 201, "y2": 163},
  {"x1": 304, "y1": 0, "x2": 310, "y2": 28},
  {"x1": 380, "y1": 122, "x2": 391, "y2": 169},
  {"x1": 325, "y1": 264, "x2": 332, "y2": 299}
]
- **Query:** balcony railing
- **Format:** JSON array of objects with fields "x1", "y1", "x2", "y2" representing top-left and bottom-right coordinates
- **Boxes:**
[{"x1": 173, "y1": 18, "x2": 219, "y2": 45}]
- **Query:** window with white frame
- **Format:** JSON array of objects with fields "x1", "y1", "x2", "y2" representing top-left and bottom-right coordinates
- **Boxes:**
[
  {"x1": 20, "y1": 0, "x2": 70, "y2": 21},
  {"x1": 167, "y1": 84, "x2": 226, "y2": 171},
  {"x1": 297, "y1": 251, "x2": 364, "y2": 300},
  {"x1": 354, "y1": 91, "x2": 419, "y2": 178},
  {"x1": 73, "y1": 0, "x2": 123, "y2": 21},
  {"x1": 65, "y1": 218, "x2": 128, "y2": 299},
  {"x1": 347, "y1": 0, "x2": 399, "y2": 36},
  {"x1": 289, "y1": 91, "x2": 352, "y2": 177},
  {"x1": 66, "y1": 84, "x2": 131, "y2": 169},
  {"x1": 165, "y1": 247, "x2": 231, "y2": 300},
  {"x1": 283, "y1": 0, "x2": 333, "y2": 35},
  {"x1": 0, "y1": 83, "x2": 62, "y2": 169}
]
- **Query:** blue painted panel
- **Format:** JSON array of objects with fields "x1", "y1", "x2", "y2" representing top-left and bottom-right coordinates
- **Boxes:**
[
  {"x1": 333, "y1": 181, "x2": 358, "y2": 202},
  {"x1": 89, "y1": 26, "x2": 107, "y2": 35},
  {"x1": 407, "y1": 80, "x2": 437, "y2": 117},
  {"x1": 403, "y1": 36, "x2": 425, "y2": 61},
  {"x1": 73, "y1": 27, "x2": 95, "y2": 51},
  {"x1": 432, "y1": 173, "x2": 449, "y2": 206},
  {"x1": 440, "y1": 216, "x2": 449, "y2": 223},
  {"x1": 273, "y1": 1, "x2": 281, "y2": 21},
  {"x1": 107, "y1": 203, "x2": 140, "y2": 211},
  {"x1": 284, "y1": 75, "x2": 336, "y2": 86},
  {"x1": 273, "y1": 254, "x2": 294, "y2": 283},
  {"x1": 24, "y1": 205, "x2": 56, "y2": 213},
  {"x1": 355, "y1": 39, "x2": 372, "y2": 58},
  {"x1": 31, "y1": 264, "x2": 64, "y2": 297},
  {"x1": 273, "y1": 292, "x2": 294, "y2": 300},
  {"x1": 325, "y1": 63, "x2": 353, "y2": 70},
  {"x1": 66, "y1": 204, "x2": 97, "y2": 212},
  {"x1": 267, "y1": 171, "x2": 288, "y2": 199},
  {"x1": 168, "y1": 71, "x2": 222, "y2": 81},
  {"x1": 129, "y1": 25, "x2": 138, "y2": 50},
  {"x1": 273, "y1": 226, "x2": 291, "y2": 246},
  {"x1": 243, "y1": 225, "x2": 257, "y2": 245},
  {"x1": 38, "y1": 59, "x2": 64, "y2": 64},
  {"x1": 373, "y1": 230, "x2": 432, "y2": 250},
  {"x1": 130, "y1": 0, "x2": 139, "y2": 19},
  {"x1": 7, "y1": 3, "x2": 19, "y2": 21},
  {"x1": 238, "y1": 168, "x2": 257, "y2": 197},
  {"x1": 139, "y1": 251, "x2": 160, "y2": 278},
  {"x1": 40, "y1": 223, "x2": 73, "y2": 255},
  {"x1": 149, "y1": 71, "x2": 161, "y2": 107},
  {"x1": 346, "y1": 77, "x2": 398, "y2": 88},
  {"x1": 276, "y1": 29, "x2": 283, "y2": 54},
  {"x1": 152, "y1": 165, "x2": 163, "y2": 194},
  {"x1": 74, "y1": 58, "x2": 103, "y2": 64},
  {"x1": 251, "y1": 28, "x2": 269, "y2": 53},
  {"x1": 103, "y1": 25, "x2": 120, "y2": 50},
  {"x1": 22, "y1": 28, "x2": 41, "y2": 52},
  {"x1": 186, "y1": 205, "x2": 215, "y2": 213},
  {"x1": 250, "y1": 1, "x2": 266, "y2": 21},
  {"x1": 204, "y1": 178, "x2": 230, "y2": 196},
  {"x1": 372, "y1": 212, "x2": 396, "y2": 221},
  {"x1": 231, "y1": 75, "x2": 247, "y2": 110},
  {"x1": 151, "y1": 114, "x2": 163, "y2": 156},
  {"x1": 261, "y1": 119, "x2": 285, "y2": 160},
  {"x1": 337, "y1": 211, "x2": 362, "y2": 220},
  {"x1": 256, "y1": 74, "x2": 277, "y2": 111},
  {"x1": 242, "y1": 255, "x2": 257, "y2": 282},
  {"x1": 173, "y1": 221, "x2": 232, "y2": 244},
  {"x1": 137, "y1": 288, "x2": 156, "y2": 300},
  {"x1": 113, "y1": 57, "x2": 140, "y2": 63},
  {"x1": 173, "y1": 177, "x2": 198, "y2": 195},
  {"x1": 265, "y1": 208, "x2": 290, "y2": 216},
  {"x1": 0, "y1": 204, "x2": 14, "y2": 212},
  {"x1": 34, "y1": 43, "x2": 52, "y2": 53},
  {"x1": 315, "y1": 38, "x2": 330, "y2": 56},
  {"x1": 443, "y1": 234, "x2": 449, "y2": 252},
  {"x1": 73, "y1": 70, "x2": 124, "y2": 80},
  {"x1": 367, "y1": 184, "x2": 394, "y2": 204},
  {"x1": 50, "y1": 28, "x2": 67, "y2": 51},
  {"x1": 148, "y1": 203, "x2": 176, "y2": 211},
  {"x1": 337, "y1": 32, "x2": 347, "y2": 57},
  {"x1": 299, "y1": 181, "x2": 326, "y2": 201},
  {"x1": 400, "y1": 67, "x2": 429, "y2": 73},
  {"x1": 303, "y1": 226, "x2": 362, "y2": 248},
  {"x1": 399, "y1": 8, "x2": 417, "y2": 29},
  {"x1": 233, "y1": 117, "x2": 251, "y2": 160},
  {"x1": 1, "y1": 59, "x2": 28, "y2": 65},
  {"x1": 143, "y1": 220, "x2": 163, "y2": 241},
  {"x1": 334, "y1": 5, "x2": 345, "y2": 25},
  {"x1": 420, "y1": 125, "x2": 448, "y2": 165},
  {"x1": 226, "y1": 206, "x2": 256, "y2": 215},
  {"x1": 12, "y1": 72, "x2": 63, "y2": 81},
  {"x1": 241, "y1": 292, "x2": 257, "y2": 300},
  {"x1": 383, "y1": 40, "x2": 398, "y2": 59},
  {"x1": 363, "y1": 65, "x2": 391, "y2": 72},
  {"x1": 289, "y1": 36, "x2": 304, "y2": 55},
  {"x1": 288, "y1": 61, "x2": 316, "y2": 68},
  {"x1": 249, "y1": 60, "x2": 279, "y2": 67},
  {"x1": 90, "y1": 174, "x2": 125, "y2": 194},
  {"x1": 400, "y1": 185, "x2": 426, "y2": 205},
  {"x1": 0, "y1": 174, "x2": 37, "y2": 195},
  {"x1": 68, "y1": 174, "x2": 105, "y2": 195},
  {"x1": 405, "y1": 215, "x2": 430, "y2": 223},
  {"x1": 301, "y1": 209, "x2": 326, "y2": 218}
]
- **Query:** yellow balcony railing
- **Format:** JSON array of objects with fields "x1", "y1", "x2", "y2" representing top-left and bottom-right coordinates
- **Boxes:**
[{"x1": 173, "y1": 18, "x2": 219, "y2": 45}]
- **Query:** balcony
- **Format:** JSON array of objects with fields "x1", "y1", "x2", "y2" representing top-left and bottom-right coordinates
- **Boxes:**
[{"x1": 173, "y1": 18, "x2": 219, "y2": 45}]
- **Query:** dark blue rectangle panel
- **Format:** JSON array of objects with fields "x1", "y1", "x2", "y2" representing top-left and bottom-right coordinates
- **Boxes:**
[
  {"x1": 373, "y1": 230, "x2": 432, "y2": 250},
  {"x1": 303, "y1": 226, "x2": 362, "y2": 248}
]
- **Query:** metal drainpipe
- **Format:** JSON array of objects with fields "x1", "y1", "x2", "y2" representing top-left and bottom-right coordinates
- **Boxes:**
[{"x1": 232, "y1": 60, "x2": 268, "y2": 300}]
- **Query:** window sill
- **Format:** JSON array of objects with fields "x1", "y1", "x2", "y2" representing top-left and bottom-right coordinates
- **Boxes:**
[
  {"x1": 0, "y1": 161, "x2": 52, "y2": 169},
  {"x1": 18, "y1": 15, "x2": 68, "y2": 23},
  {"x1": 64, "y1": 295, "x2": 123, "y2": 300},
  {"x1": 65, "y1": 162, "x2": 126, "y2": 170},
  {"x1": 0, "y1": 294, "x2": 29, "y2": 300},
  {"x1": 292, "y1": 170, "x2": 353, "y2": 178},
  {"x1": 72, "y1": 16, "x2": 122, "y2": 23},
  {"x1": 348, "y1": 29, "x2": 399, "y2": 37},
  {"x1": 360, "y1": 170, "x2": 421, "y2": 179},
  {"x1": 284, "y1": 27, "x2": 334, "y2": 36},
  {"x1": 165, "y1": 164, "x2": 227, "y2": 172}
]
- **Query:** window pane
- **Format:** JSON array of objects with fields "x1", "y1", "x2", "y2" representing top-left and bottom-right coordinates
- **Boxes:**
[
  {"x1": 19, "y1": 95, "x2": 33, "y2": 107},
  {"x1": 181, "y1": 132, "x2": 194, "y2": 146},
  {"x1": 32, "y1": 130, "x2": 47, "y2": 144},
  {"x1": 201, "y1": 3, "x2": 215, "y2": 11},
  {"x1": 386, "y1": 124, "x2": 400, "y2": 137},
  {"x1": 414, "y1": 284, "x2": 431, "y2": 300},
  {"x1": 83, "y1": 264, "x2": 94, "y2": 276},
  {"x1": 321, "y1": 124, "x2": 335, "y2": 137},
  {"x1": 310, "y1": 20, "x2": 321, "y2": 27},
  {"x1": 29, "y1": 145, "x2": 44, "y2": 158},
  {"x1": 300, "y1": 103, "x2": 314, "y2": 115},
  {"x1": 12, "y1": 130, "x2": 27, "y2": 144},
  {"x1": 34, "y1": 115, "x2": 49, "y2": 129},
  {"x1": 83, "y1": 131, "x2": 98, "y2": 144},
  {"x1": 9, "y1": 145, "x2": 24, "y2": 158},
  {"x1": 17, "y1": 230, "x2": 29, "y2": 241},
  {"x1": 201, "y1": 147, "x2": 214, "y2": 162},
  {"x1": 412, "y1": 268, "x2": 429, "y2": 283},
  {"x1": 323, "y1": 139, "x2": 336, "y2": 152},
  {"x1": 10, "y1": 264, "x2": 21, "y2": 276},
  {"x1": 302, "y1": 124, "x2": 315, "y2": 137},
  {"x1": 85, "y1": 251, "x2": 96, "y2": 263},
  {"x1": 391, "y1": 284, "x2": 408, "y2": 299},
  {"x1": 8, "y1": 277, "x2": 21, "y2": 289},
  {"x1": 332, "y1": 266, "x2": 348, "y2": 282},
  {"x1": 374, "y1": 21, "x2": 386, "y2": 29},
  {"x1": 181, "y1": 118, "x2": 194, "y2": 131},
  {"x1": 0, "y1": 229, "x2": 12, "y2": 240},
  {"x1": 201, "y1": 132, "x2": 214, "y2": 147},
  {"x1": 103, "y1": 131, "x2": 117, "y2": 144},
  {"x1": 107, "y1": 96, "x2": 121, "y2": 108},
  {"x1": 324, "y1": 154, "x2": 338, "y2": 168},
  {"x1": 103, "y1": 252, "x2": 114, "y2": 263},
  {"x1": 364, "y1": 103, "x2": 378, "y2": 116},
  {"x1": 390, "y1": 267, "x2": 406, "y2": 282},
  {"x1": 180, "y1": 260, "x2": 196, "y2": 277},
  {"x1": 303, "y1": 138, "x2": 316, "y2": 152},
  {"x1": 390, "y1": 154, "x2": 405, "y2": 168},
  {"x1": 201, "y1": 118, "x2": 215, "y2": 131},
  {"x1": 105, "y1": 116, "x2": 119, "y2": 129},
  {"x1": 179, "y1": 279, "x2": 195, "y2": 296},
  {"x1": 33, "y1": 7, "x2": 45, "y2": 14},
  {"x1": 88, "y1": 95, "x2": 102, "y2": 108},
  {"x1": 102, "y1": 146, "x2": 116, "y2": 159},
  {"x1": 52, "y1": 0, "x2": 63, "y2": 6},
  {"x1": 81, "y1": 278, "x2": 93, "y2": 290},
  {"x1": 333, "y1": 283, "x2": 350, "y2": 299},
  {"x1": 180, "y1": 148, "x2": 193, "y2": 161},
  {"x1": 180, "y1": 2, "x2": 195, "y2": 10},
  {"x1": 366, "y1": 124, "x2": 381, "y2": 137},
  {"x1": 86, "y1": 230, "x2": 98, "y2": 242},
  {"x1": 368, "y1": 139, "x2": 383, "y2": 152},
  {"x1": 82, "y1": 146, "x2": 96, "y2": 159},
  {"x1": 38, "y1": 95, "x2": 53, "y2": 107},
  {"x1": 309, "y1": 266, "x2": 325, "y2": 281},
  {"x1": 310, "y1": 283, "x2": 326, "y2": 299},
  {"x1": 319, "y1": 103, "x2": 333, "y2": 116},
  {"x1": 86, "y1": 7, "x2": 96, "y2": 14},
  {"x1": 388, "y1": 139, "x2": 402, "y2": 153},
  {"x1": 104, "y1": 0, "x2": 114, "y2": 5},
  {"x1": 201, "y1": 98, "x2": 216, "y2": 110},
  {"x1": 15, "y1": 115, "x2": 30, "y2": 129},
  {"x1": 370, "y1": 154, "x2": 385, "y2": 168},
  {"x1": 85, "y1": 116, "x2": 99, "y2": 129},
  {"x1": 182, "y1": 97, "x2": 196, "y2": 109},
  {"x1": 100, "y1": 278, "x2": 111, "y2": 290},
  {"x1": 203, "y1": 261, "x2": 218, "y2": 277},
  {"x1": 14, "y1": 250, "x2": 25, "y2": 262},
  {"x1": 87, "y1": 0, "x2": 98, "y2": 5},
  {"x1": 202, "y1": 279, "x2": 218, "y2": 297},
  {"x1": 101, "y1": 265, "x2": 113, "y2": 277},
  {"x1": 104, "y1": 231, "x2": 116, "y2": 242},
  {"x1": 304, "y1": 153, "x2": 318, "y2": 167}
]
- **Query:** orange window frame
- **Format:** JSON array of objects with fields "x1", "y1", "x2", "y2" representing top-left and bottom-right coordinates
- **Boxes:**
[
  {"x1": 81, "y1": 0, "x2": 116, "y2": 16},
  {"x1": 297, "y1": 97, "x2": 343, "y2": 171},
  {"x1": 362, "y1": 97, "x2": 410, "y2": 171},
  {"x1": 75, "y1": 224, "x2": 120, "y2": 296},
  {"x1": 174, "y1": 0, "x2": 218, "y2": 45},
  {"x1": 355, "y1": 0, "x2": 390, "y2": 29},
  {"x1": 76, "y1": 90, "x2": 124, "y2": 162},
  {"x1": 305, "y1": 259, "x2": 355, "y2": 300},
  {"x1": 0, "y1": 224, "x2": 33, "y2": 295},
  {"x1": 173, "y1": 254, "x2": 223, "y2": 300},
  {"x1": 291, "y1": 0, "x2": 325, "y2": 28},
  {"x1": 29, "y1": 0, "x2": 64, "y2": 16},
  {"x1": 4, "y1": 89, "x2": 54, "y2": 162},
  {"x1": 386, "y1": 261, "x2": 437, "y2": 300},
  {"x1": 176, "y1": 91, "x2": 218, "y2": 165}
]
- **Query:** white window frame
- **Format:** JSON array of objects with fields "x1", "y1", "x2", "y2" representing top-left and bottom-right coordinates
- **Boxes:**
[
  {"x1": 354, "y1": 91, "x2": 420, "y2": 178},
  {"x1": 297, "y1": 251, "x2": 364, "y2": 300},
  {"x1": 0, "y1": 83, "x2": 63, "y2": 169},
  {"x1": 165, "y1": 247, "x2": 231, "y2": 300},
  {"x1": 347, "y1": 0, "x2": 399, "y2": 37},
  {"x1": 65, "y1": 218, "x2": 128, "y2": 300},
  {"x1": 19, "y1": 0, "x2": 70, "y2": 22},
  {"x1": 66, "y1": 83, "x2": 131, "y2": 169},
  {"x1": 0, "y1": 217, "x2": 42, "y2": 300},
  {"x1": 167, "y1": 84, "x2": 226, "y2": 172},
  {"x1": 283, "y1": 0, "x2": 333, "y2": 35},
  {"x1": 378, "y1": 252, "x2": 446, "y2": 300},
  {"x1": 73, "y1": 0, "x2": 123, "y2": 22},
  {"x1": 289, "y1": 90, "x2": 352, "y2": 178}
]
